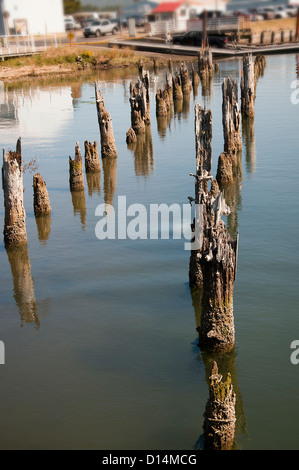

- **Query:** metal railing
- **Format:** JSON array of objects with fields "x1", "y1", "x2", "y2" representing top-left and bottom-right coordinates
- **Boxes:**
[
  {"x1": 187, "y1": 17, "x2": 251, "y2": 34},
  {"x1": 0, "y1": 34, "x2": 60, "y2": 60}
]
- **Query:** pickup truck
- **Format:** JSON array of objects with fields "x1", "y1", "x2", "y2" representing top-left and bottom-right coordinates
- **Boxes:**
[
  {"x1": 83, "y1": 19, "x2": 118, "y2": 38},
  {"x1": 172, "y1": 31, "x2": 228, "y2": 48}
]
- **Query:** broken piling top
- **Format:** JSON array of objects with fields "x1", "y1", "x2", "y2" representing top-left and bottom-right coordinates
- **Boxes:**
[
  {"x1": 2, "y1": 137, "x2": 27, "y2": 247},
  {"x1": 33, "y1": 172, "x2": 51, "y2": 216},
  {"x1": 222, "y1": 77, "x2": 242, "y2": 156},
  {"x1": 95, "y1": 82, "x2": 117, "y2": 158},
  {"x1": 84, "y1": 140, "x2": 101, "y2": 173},
  {"x1": 180, "y1": 62, "x2": 192, "y2": 95},
  {"x1": 198, "y1": 48, "x2": 214, "y2": 78},
  {"x1": 69, "y1": 142, "x2": 84, "y2": 191},
  {"x1": 203, "y1": 361, "x2": 236, "y2": 450},
  {"x1": 241, "y1": 53, "x2": 255, "y2": 118}
]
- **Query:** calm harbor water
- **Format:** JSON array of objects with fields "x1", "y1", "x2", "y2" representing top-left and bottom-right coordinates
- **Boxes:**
[{"x1": 0, "y1": 53, "x2": 298, "y2": 450}]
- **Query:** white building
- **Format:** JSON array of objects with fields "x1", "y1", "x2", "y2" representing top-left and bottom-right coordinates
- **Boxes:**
[
  {"x1": 0, "y1": 0, "x2": 65, "y2": 36},
  {"x1": 147, "y1": 0, "x2": 228, "y2": 33}
]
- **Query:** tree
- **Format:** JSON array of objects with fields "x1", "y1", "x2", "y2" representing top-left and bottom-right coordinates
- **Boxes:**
[{"x1": 63, "y1": 0, "x2": 82, "y2": 14}]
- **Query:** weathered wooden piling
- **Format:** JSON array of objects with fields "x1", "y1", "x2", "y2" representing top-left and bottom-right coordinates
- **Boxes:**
[
  {"x1": 180, "y1": 62, "x2": 192, "y2": 95},
  {"x1": 216, "y1": 152, "x2": 234, "y2": 185},
  {"x1": 69, "y1": 142, "x2": 84, "y2": 191},
  {"x1": 191, "y1": 63, "x2": 200, "y2": 87},
  {"x1": 189, "y1": 105, "x2": 238, "y2": 353},
  {"x1": 95, "y1": 82, "x2": 117, "y2": 158},
  {"x1": 203, "y1": 361, "x2": 236, "y2": 450},
  {"x1": 172, "y1": 74, "x2": 183, "y2": 101},
  {"x1": 189, "y1": 104, "x2": 212, "y2": 288},
  {"x1": 198, "y1": 48, "x2": 214, "y2": 80},
  {"x1": 33, "y1": 173, "x2": 51, "y2": 216},
  {"x1": 222, "y1": 77, "x2": 242, "y2": 156},
  {"x1": 2, "y1": 138, "x2": 27, "y2": 247},
  {"x1": 126, "y1": 126, "x2": 137, "y2": 145},
  {"x1": 197, "y1": 182, "x2": 238, "y2": 353},
  {"x1": 128, "y1": 79, "x2": 149, "y2": 136},
  {"x1": 240, "y1": 53, "x2": 255, "y2": 118},
  {"x1": 84, "y1": 140, "x2": 101, "y2": 173},
  {"x1": 155, "y1": 88, "x2": 168, "y2": 117}
]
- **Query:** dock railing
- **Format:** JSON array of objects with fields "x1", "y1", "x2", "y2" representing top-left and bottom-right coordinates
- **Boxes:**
[{"x1": 0, "y1": 34, "x2": 60, "y2": 60}]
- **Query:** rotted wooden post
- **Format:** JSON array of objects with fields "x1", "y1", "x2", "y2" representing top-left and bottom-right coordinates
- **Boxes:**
[
  {"x1": 69, "y1": 142, "x2": 84, "y2": 191},
  {"x1": 189, "y1": 104, "x2": 212, "y2": 289},
  {"x1": 172, "y1": 73, "x2": 183, "y2": 101},
  {"x1": 197, "y1": 181, "x2": 238, "y2": 353},
  {"x1": 241, "y1": 53, "x2": 255, "y2": 118},
  {"x1": 198, "y1": 48, "x2": 214, "y2": 80},
  {"x1": 84, "y1": 140, "x2": 101, "y2": 173},
  {"x1": 33, "y1": 173, "x2": 51, "y2": 216},
  {"x1": 203, "y1": 361, "x2": 236, "y2": 450},
  {"x1": 155, "y1": 88, "x2": 168, "y2": 117},
  {"x1": 140, "y1": 68, "x2": 151, "y2": 125},
  {"x1": 128, "y1": 79, "x2": 149, "y2": 136},
  {"x1": 95, "y1": 82, "x2": 117, "y2": 158},
  {"x1": 180, "y1": 62, "x2": 192, "y2": 95},
  {"x1": 192, "y1": 63, "x2": 200, "y2": 87},
  {"x1": 222, "y1": 77, "x2": 242, "y2": 156},
  {"x1": 2, "y1": 138, "x2": 27, "y2": 247}
]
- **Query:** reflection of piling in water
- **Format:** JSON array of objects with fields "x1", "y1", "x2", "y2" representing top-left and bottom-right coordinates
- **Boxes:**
[
  {"x1": 203, "y1": 361, "x2": 236, "y2": 450},
  {"x1": 242, "y1": 116, "x2": 256, "y2": 176},
  {"x1": 84, "y1": 140, "x2": 101, "y2": 173},
  {"x1": 71, "y1": 188, "x2": 86, "y2": 230},
  {"x1": 33, "y1": 173, "x2": 51, "y2": 216},
  {"x1": 254, "y1": 54, "x2": 266, "y2": 95},
  {"x1": 95, "y1": 82, "x2": 117, "y2": 158},
  {"x1": 6, "y1": 245, "x2": 39, "y2": 328},
  {"x1": 35, "y1": 214, "x2": 51, "y2": 243},
  {"x1": 2, "y1": 138, "x2": 27, "y2": 248},
  {"x1": 86, "y1": 172, "x2": 101, "y2": 197},
  {"x1": 102, "y1": 156, "x2": 117, "y2": 207},
  {"x1": 128, "y1": 125, "x2": 154, "y2": 177},
  {"x1": 69, "y1": 142, "x2": 84, "y2": 191},
  {"x1": 241, "y1": 54, "x2": 255, "y2": 119},
  {"x1": 191, "y1": 289, "x2": 248, "y2": 449}
]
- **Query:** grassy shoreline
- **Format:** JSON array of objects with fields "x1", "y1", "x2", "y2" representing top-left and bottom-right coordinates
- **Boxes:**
[{"x1": 0, "y1": 46, "x2": 156, "y2": 82}]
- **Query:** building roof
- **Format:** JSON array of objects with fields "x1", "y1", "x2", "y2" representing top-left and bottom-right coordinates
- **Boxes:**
[{"x1": 151, "y1": 2, "x2": 184, "y2": 13}]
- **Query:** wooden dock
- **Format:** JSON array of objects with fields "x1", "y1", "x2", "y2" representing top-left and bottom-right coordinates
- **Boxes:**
[{"x1": 109, "y1": 38, "x2": 299, "y2": 58}]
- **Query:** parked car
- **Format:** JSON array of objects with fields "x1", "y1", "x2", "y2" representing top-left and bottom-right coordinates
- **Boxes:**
[
  {"x1": 172, "y1": 31, "x2": 228, "y2": 48},
  {"x1": 273, "y1": 6, "x2": 289, "y2": 19},
  {"x1": 247, "y1": 8, "x2": 264, "y2": 21},
  {"x1": 83, "y1": 19, "x2": 118, "y2": 37},
  {"x1": 65, "y1": 20, "x2": 81, "y2": 31},
  {"x1": 126, "y1": 15, "x2": 145, "y2": 27},
  {"x1": 285, "y1": 4, "x2": 299, "y2": 17}
]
